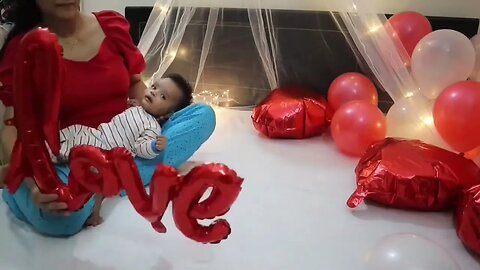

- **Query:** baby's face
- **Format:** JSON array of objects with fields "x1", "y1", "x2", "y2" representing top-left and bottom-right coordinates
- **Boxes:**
[{"x1": 139, "y1": 78, "x2": 184, "y2": 118}]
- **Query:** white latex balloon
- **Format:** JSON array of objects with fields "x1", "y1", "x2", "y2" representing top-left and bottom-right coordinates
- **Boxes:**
[
  {"x1": 470, "y1": 34, "x2": 480, "y2": 82},
  {"x1": 412, "y1": 29, "x2": 476, "y2": 99},
  {"x1": 386, "y1": 94, "x2": 451, "y2": 150},
  {"x1": 364, "y1": 234, "x2": 459, "y2": 270}
]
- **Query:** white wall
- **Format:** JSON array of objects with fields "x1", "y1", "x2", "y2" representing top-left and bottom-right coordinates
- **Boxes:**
[{"x1": 83, "y1": 0, "x2": 480, "y2": 19}]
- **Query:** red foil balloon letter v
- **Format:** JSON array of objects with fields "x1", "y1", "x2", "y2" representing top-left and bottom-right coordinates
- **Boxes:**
[{"x1": 5, "y1": 29, "x2": 243, "y2": 244}]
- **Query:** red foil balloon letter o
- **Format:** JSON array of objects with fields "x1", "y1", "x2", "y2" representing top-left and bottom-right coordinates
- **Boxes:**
[{"x1": 252, "y1": 87, "x2": 330, "y2": 139}]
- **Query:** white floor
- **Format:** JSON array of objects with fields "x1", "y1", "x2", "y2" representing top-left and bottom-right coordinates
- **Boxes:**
[{"x1": 0, "y1": 108, "x2": 478, "y2": 270}]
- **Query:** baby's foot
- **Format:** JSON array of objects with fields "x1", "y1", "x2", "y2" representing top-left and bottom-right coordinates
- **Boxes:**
[
  {"x1": 86, "y1": 213, "x2": 104, "y2": 227},
  {"x1": 86, "y1": 194, "x2": 105, "y2": 227}
]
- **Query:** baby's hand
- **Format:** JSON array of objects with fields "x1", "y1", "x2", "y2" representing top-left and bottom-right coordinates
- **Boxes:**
[{"x1": 156, "y1": 136, "x2": 167, "y2": 151}]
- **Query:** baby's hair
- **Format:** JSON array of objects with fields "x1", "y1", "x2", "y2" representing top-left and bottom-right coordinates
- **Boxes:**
[{"x1": 164, "y1": 73, "x2": 193, "y2": 111}]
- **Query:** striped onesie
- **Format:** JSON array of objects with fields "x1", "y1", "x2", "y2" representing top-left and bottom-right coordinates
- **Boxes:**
[{"x1": 56, "y1": 106, "x2": 162, "y2": 161}]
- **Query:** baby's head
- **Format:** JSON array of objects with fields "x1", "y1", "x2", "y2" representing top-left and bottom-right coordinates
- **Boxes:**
[{"x1": 138, "y1": 73, "x2": 193, "y2": 118}]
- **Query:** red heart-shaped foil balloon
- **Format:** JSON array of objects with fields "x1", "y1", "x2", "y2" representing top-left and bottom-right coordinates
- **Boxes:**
[
  {"x1": 348, "y1": 138, "x2": 480, "y2": 211},
  {"x1": 252, "y1": 87, "x2": 330, "y2": 139},
  {"x1": 456, "y1": 184, "x2": 480, "y2": 256}
]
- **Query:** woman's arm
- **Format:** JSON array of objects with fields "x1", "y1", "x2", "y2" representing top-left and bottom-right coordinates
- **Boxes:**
[
  {"x1": 0, "y1": 105, "x2": 16, "y2": 187},
  {"x1": 0, "y1": 106, "x2": 16, "y2": 162},
  {"x1": 129, "y1": 74, "x2": 146, "y2": 100}
]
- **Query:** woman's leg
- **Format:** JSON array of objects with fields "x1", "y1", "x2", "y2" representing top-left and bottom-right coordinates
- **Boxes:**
[
  {"x1": 2, "y1": 184, "x2": 95, "y2": 237},
  {"x1": 135, "y1": 104, "x2": 216, "y2": 183},
  {"x1": 1, "y1": 121, "x2": 97, "y2": 236},
  {"x1": 0, "y1": 107, "x2": 16, "y2": 186},
  {"x1": 2, "y1": 165, "x2": 95, "y2": 237},
  {"x1": 0, "y1": 116, "x2": 96, "y2": 236}
]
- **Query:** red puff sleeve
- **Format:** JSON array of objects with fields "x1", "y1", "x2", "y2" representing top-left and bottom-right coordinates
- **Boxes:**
[
  {"x1": 0, "y1": 35, "x2": 23, "y2": 106},
  {"x1": 95, "y1": 11, "x2": 146, "y2": 76}
]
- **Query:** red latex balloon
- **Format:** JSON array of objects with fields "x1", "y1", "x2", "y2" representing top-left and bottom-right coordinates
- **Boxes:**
[
  {"x1": 173, "y1": 164, "x2": 243, "y2": 244},
  {"x1": 327, "y1": 72, "x2": 378, "y2": 113},
  {"x1": 433, "y1": 81, "x2": 480, "y2": 153},
  {"x1": 348, "y1": 138, "x2": 480, "y2": 210},
  {"x1": 456, "y1": 185, "x2": 480, "y2": 256},
  {"x1": 252, "y1": 87, "x2": 330, "y2": 139},
  {"x1": 387, "y1": 12, "x2": 432, "y2": 57},
  {"x1": 331, "y1": 101, "x2": 386, "y2": 156}
]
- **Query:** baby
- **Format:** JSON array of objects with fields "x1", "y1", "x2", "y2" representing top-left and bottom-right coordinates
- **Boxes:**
[
  {"x1": 53, "y1": 73, "x2": 193, "y2": 226},
  {"x1": 54, "y1": 73, "x2": 193, "y2": 163}
]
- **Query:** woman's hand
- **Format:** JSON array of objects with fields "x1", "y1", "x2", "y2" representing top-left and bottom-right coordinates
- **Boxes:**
[{"x1": 27, "y1": 179, "x2": 70, "y2": 215}]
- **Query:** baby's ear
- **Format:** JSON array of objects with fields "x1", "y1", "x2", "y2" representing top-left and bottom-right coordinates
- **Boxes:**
[
  {"x1": 128, "y1": 99, "x2": 139, "y2": 107},
  {"x1": 157, "y1": 112, "x2": 173, "y2": 124}
]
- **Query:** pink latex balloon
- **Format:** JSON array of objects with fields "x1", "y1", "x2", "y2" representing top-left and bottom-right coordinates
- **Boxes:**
[
  {"x1": 331, "y1": 101, "x2": 386, "y2": 157},
  {"x1": 328, "y1": 72, "x2": 378, "y2": 113},
  {"x1": 387, "y1": 12, "x2": 432, "y2": 57},
  {"x1": 433, "y1": 81, "x2": 480, "y2": 152}
]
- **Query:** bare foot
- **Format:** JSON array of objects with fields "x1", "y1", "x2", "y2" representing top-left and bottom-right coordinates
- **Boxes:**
[
  {"x1": 86, "y1": 213, "x2": 104, "y2": 227},
  {"x1": 85, "y1": 194, "x2": 105, "y2": 227}
]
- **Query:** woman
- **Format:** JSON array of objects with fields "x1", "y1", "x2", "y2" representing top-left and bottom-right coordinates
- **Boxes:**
[{"x1": 0, "y1": 0, "x2": 215, "y2": 236}]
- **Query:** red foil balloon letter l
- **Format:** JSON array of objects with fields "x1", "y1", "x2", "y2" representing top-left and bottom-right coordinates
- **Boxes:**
[{"x1": 5, "y1": 29, "x2": 65, "y2": 199}]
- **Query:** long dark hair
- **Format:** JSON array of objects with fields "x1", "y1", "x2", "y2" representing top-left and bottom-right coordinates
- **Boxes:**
[{"x1": 0, "y1": 0, "x2": 42, "y2": 59}]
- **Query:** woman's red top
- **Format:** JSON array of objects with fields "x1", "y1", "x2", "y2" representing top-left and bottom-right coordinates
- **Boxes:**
[{"x1": 0, "y1": 11, "x2": 145, "y2": 129}]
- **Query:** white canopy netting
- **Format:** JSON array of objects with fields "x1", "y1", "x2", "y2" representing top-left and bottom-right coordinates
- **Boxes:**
[
  {"x1": 137, "y1": 0, "x2": 478, "y2": 104},
  {"x1": 134, "y1": 0, "x2": 479, "y2": 149},
  {"x1": 136, "y1": 0, "x2": 370, "y2": 108}
]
